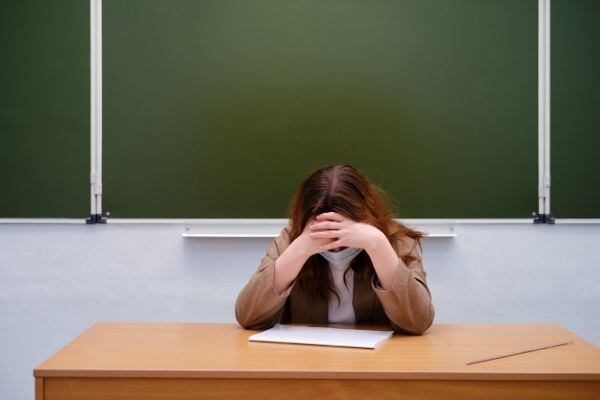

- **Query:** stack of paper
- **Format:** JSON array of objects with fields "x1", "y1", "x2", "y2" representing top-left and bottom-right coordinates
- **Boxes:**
[{"x1": 248, "y1": 324, "x2": 394, "y2": 349}]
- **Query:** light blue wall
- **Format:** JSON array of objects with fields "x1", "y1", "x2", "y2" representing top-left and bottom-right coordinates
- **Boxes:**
[{"x1": 0, "y1": 222, "x2": 598, "y2": 399}]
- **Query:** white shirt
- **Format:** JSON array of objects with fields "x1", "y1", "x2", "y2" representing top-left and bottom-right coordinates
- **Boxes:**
[{"x1": 327, "y1": 261, "x2": 356, "y2": 324}]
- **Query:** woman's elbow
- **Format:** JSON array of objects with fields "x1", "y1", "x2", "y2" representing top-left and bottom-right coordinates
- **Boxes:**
[
  {"x1": 234, "y1": 296, "x2": 253, "y2": 329},
  {"x1": 235, "y1": 303, "x2": 274, "y2": 330},
  {"x1": 235, "y1": 313, "x2": 252, "y2": 330},
  {"x1": 235, "y1": 312, "x2": 260, "y2": 330},
  {"x1": 236, "y1": 313, "x2": 273, "y2": 331},
  {"x1": 391, "y1": 304, "x2": 435, "y2": 335}
]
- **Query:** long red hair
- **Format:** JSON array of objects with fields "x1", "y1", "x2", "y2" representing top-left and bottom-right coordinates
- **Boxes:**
[{"x1": 286, "y1": 164, "x2": 426, "y2": 304}]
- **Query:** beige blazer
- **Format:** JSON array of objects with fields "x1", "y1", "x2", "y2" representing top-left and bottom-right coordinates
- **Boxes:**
[{"x1": 235, "y1": 224, "x2": 435, "y2": 334}]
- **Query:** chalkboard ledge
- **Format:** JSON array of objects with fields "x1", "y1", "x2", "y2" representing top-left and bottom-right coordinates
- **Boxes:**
[
  {"x1": 180, "y1": 219, "x2": 458, "y2": 239},
  {"x1": 1, "y1": 220, "x2": 598, "y2": 238}
]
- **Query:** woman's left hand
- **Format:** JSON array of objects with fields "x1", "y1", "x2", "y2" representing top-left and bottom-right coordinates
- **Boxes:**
[{"x1": 309, "y1": 211, "x2": 384, "y2": 252}]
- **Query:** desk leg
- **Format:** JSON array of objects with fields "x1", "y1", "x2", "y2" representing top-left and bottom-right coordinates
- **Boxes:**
[{"x1": 35, "y1": 378, "x2": 44, "y2": 400}]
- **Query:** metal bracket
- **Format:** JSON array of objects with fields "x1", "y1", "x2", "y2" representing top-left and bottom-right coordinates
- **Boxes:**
[
  {"x1": 86, "y1": 213, "x2": 107, "y2": 224},
  {"x1": 532, "y1": 212, "x2": 555, "y2": 224}
]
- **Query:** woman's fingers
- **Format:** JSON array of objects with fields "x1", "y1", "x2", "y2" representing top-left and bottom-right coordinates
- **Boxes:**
[
  {"x1": 316, "y1": 212, "x2": 345, "y2": 222},
  {"x1": 309, "y1": 230, "x2": 340, "y2": 239},
  {"x1": 309, "y1": 221, "x2": 342, "y2": 231},
  {"x1": 320, "y1": 239, "x2": 344, "y2": 251}
]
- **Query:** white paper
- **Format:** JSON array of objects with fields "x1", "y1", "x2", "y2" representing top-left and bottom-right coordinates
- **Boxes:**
[{"x1": 248, "y1": 324, "x2": 394, "y2": 349}]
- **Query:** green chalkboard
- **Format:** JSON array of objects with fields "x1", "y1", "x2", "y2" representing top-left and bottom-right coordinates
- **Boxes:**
[
  {"x1": 0, "y1": 0, "x2": 89, "y2": 218},
  {"x1": 551, "y1": 0, "x2": 600, "y2": 218},
  {"x1": 103, "y1": 0, "x2": 538, "y2": 218}
]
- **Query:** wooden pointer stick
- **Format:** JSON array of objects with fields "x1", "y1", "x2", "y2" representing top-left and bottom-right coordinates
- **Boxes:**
[{"x1": 465, "y1": 340, "x2": 573, "y2": 365}]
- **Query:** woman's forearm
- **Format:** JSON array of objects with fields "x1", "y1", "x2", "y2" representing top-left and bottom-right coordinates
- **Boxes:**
[
  {"x1": 273, "y1": 240, "x2": 311, "y2": 295},
  {"x1": 366, "y1": 232, "x2": 406, "y2": 290}
]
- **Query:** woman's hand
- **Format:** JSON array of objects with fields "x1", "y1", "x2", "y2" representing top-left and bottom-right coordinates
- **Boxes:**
[
  {"x1": 291, "y1": 216, "x2": 338, "y2": 257},
  {"x1": 273, "y1": 217, "x2": 334, "y2": 295},
  {"x1": 308, "y1": 212, "x2": 385, "y2": 252},
  {"x1": 309, "y1": 212, "x2": 403, "y2": 291}
]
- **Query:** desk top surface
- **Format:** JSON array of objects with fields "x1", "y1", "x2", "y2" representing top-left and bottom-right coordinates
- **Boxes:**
[{"x1": 34, "y1": 322, "x2": 600, "y2": 381}]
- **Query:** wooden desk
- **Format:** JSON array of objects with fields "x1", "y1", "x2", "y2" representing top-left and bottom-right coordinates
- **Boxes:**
[{"x1": 34, "y1": 322, "x2": 600, "y2": 400}]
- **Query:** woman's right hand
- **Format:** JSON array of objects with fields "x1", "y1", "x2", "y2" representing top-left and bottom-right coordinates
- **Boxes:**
[
  {"x1": 292, "y1": 217, "x2": 337, "y2": 257},
  {"x1": 273, "y1": 218, "x2": 336, "y2": 295}
]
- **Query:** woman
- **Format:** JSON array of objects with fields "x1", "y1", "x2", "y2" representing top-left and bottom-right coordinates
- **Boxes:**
[{"x1": 235, "y1": 164, "x2": 434, "y2": 334}]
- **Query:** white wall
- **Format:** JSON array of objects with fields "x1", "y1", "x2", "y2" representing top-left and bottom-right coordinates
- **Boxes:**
[{"x1": 0, "y1": 222, "x2": 599, "y2": 399}]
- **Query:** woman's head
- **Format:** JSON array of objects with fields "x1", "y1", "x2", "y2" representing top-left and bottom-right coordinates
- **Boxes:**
[
  {"x1": 288, "y1": 164, "x2": 391, "y2": 238},
  {"x1": 285, "y1": 164, "x2": 425, "y2": 302}
]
